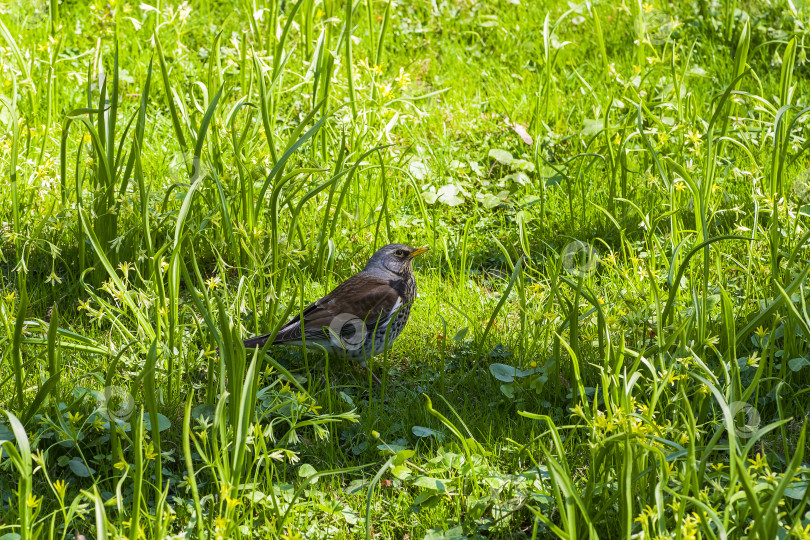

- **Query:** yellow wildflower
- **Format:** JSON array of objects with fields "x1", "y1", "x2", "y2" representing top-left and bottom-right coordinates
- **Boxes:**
[
  {"x1": 144, "y1": 442, "x2": 158, "y2": 461},
  {"x1": 748, "y1": 452, "x2": 768, "y2": 472},
  {"x1": 53, "y1": 479, "x2": 68, "y2": 499},
  {"x1": 396, "y1": 67, "x2": 411, "y2": 87},
  {"x1": 205, "y1": 276, "x2": 221, "y2": 291}
]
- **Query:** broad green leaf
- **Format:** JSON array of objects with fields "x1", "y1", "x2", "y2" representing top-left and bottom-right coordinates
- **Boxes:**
[
  {"x1": 412, "y1": 492, "x2": 437, "y2": 506},
  {"x1": 788, "y1": 357, "x2": 810, "y2": 372},
  {"x1": 409, "y1": 160, "x2": 428, "y2": 180},
  {"x1": 191, "y1": 404, "x2": 216, "y2": 423},
  {"x1": 784, "y1": 481, "x2": 807, "y2": 499},
  {"x1": 510, "y1": 159, "x2": 535, "y2": 172},
  {"x1": 488, "y1": 148, "x2": 513, "y2": 164},
  {"x1": 341, "y1": 507, "x2": 360, "y2": 525},
  {"x1": 391, "y1": 465, "x2": 412, "y2": 480},
  {"x1": 68, "y1": 457, "x2": 95, "y2": 477},
  {"x1": 503, "y1": 171, "x2": 530, "y2": 185},
  {"x1": 500, "y1": 383, "x2": 515, "y2": 399},
  {"x1": 378, "y1": 443, "x2": 408, "y2": 453},
  {"x1": 393, "y1": 448, "x2": 415, "y2": 465},
  {"x1": 489, "y1": 363, "x2": 519, "y2": 382},
  {"x1": 476, "y1": 192, "x2": 504, "y2": 209},
  {"x1": 412, "y1": 426, "x2": 442, "y2": 439},
  {"x1": 421, "y1": 189, "x2": 440, "y2": 204},
  {"x1": 344, "y1": 479, "x2": 367, "y2": 495},
  {"x1": 413, "y1": 476, "x2": 448, "y2": 492},
  {"x1": 143, "y1": 413, "x2": 171, "y2": 432},
  {"x1": 437, "y1": 184, "x2": 465, "y2": 206},
  {"x1": 245, "y1": 490, "x2": 266, "y2": 503},
  {"x1": 298, "y1": 463, "x2": 317, "y2": 481},
  {"x1": 424, "y1": 525, "x2": 465, "y2": 540},
  {"x1": 339, "y1": 391, "x2": 354, "y2": 407}
]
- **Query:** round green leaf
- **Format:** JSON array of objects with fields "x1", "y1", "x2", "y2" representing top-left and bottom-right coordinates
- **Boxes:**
[
  {"x1": 489, "y1": 363, "x2": 518, "y2": 382},
  {"x1": 488, "y1": 148, "x2": 513, "y2": 164},
  {"x1": 437, "y1": 184, "x2": 464, "y2": 206},
  {"x1": 413, "y1": 476, "x2": 448, "y2": 492},
  {"x1": 191, "y1": 404, "x2": 215, "y2": 423},
  {"x1": 391, "y1": 465, "x2": 412, "y2": 480},
  {"x1": 68, "y1": 457, "x2": 95, "y2": 478},
  {"x1": 788, "y1": 357, "x2": 810, "y2": 372},
  {"x1": 0, "y1": 424, "x2": 14, "y2": 442},
  {"x1": 143, "y1": 412, "x2": 171, "y2": 432},
  {"x1": 298, "y1": 463, "x2": 317, "y2": 479},
  {"x1": 412, "y1": 426, "x2": 442, "y2": 439},
  {"x1": 409, "y1": 160, "x2": 428, "y2": 180}
]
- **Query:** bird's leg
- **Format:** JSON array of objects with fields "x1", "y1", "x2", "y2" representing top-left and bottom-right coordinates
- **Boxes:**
[{"x1": 356, "y1": 358, "x2": 382, "y2": 386}]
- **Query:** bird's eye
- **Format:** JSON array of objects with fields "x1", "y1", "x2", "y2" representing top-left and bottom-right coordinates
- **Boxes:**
[{"x1": 395, "y1": 249, "x2": 405, "y2": 256}]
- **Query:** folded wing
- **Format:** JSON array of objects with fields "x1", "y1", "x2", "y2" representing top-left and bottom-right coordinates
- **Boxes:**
[{"x1": 243, "y1": 272, "x2": 402, "y2": 349}]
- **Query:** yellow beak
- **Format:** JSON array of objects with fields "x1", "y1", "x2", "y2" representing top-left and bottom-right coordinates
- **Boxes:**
[{"x1": 409, "y1": 247, "x2": 430, "y2": 258}]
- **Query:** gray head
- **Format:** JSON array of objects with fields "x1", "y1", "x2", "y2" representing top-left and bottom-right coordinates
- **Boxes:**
[{"x1": 363, "y1": 243, "x2": 429, "y2": 278}]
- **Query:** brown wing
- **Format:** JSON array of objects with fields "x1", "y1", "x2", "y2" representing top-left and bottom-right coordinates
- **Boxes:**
[{"x1": 243, "y1": 272, "x2": 401, "y2": 348}]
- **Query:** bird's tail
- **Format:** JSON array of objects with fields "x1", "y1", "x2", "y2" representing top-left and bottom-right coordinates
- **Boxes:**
[{"x1": 242, "y1": 332, "x2": 275, "y2": 349}]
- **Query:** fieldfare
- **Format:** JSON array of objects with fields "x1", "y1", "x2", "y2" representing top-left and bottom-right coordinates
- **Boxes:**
[{"x1": 243, "y1": 244, "x2": 429, "y2": 375}]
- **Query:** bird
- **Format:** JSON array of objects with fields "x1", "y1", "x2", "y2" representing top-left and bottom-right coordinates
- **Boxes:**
[{"x1": 242, "y1": 244, "x2": 429, "y2": 379}]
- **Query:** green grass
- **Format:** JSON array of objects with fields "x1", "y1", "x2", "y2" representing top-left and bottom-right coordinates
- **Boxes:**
[{"x1": 1, "y1": 0, "x2": 810, "y2": 538}]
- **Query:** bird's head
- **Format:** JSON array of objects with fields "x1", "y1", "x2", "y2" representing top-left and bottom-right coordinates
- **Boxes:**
[{"x1": 364, "y1": 243, "x2": 429, "y2": 277}]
